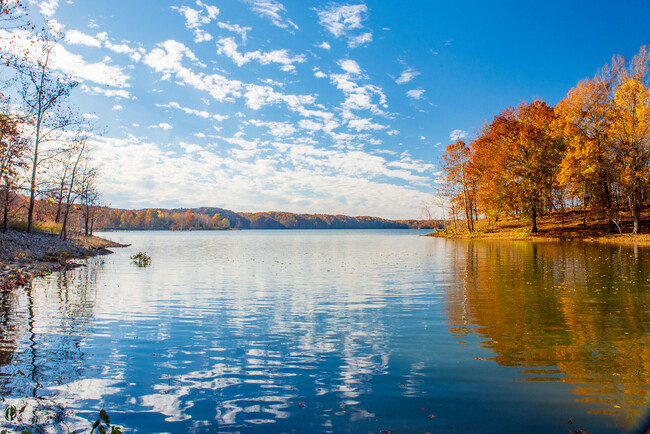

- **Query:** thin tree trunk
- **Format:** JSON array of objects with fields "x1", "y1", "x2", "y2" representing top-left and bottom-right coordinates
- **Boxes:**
[
  {"x1": 89, "y1": 207, "x2": 94, "y2": 236},
  {"x1": 632, "y1": 199, "x2": 641, "y2": 234},
  {"x1": 60, "y1": 142, "x2": 85, "y2": 240},
  {"x1": 3, "y1": 184, "x2": 8, "y2": 234}
]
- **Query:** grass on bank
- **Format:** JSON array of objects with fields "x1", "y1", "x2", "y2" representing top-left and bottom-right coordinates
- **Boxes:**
[{"x1": 432, "y1": 208, "x2": 650, "y2": 244}]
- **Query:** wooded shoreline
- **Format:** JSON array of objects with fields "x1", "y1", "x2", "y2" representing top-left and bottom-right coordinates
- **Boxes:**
[{"x1": 430, "y1": 209, "x2": 650, "y2": 245}]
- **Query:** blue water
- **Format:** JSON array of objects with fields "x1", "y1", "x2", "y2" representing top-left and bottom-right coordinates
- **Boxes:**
[{"x1": 0, "y1": 231, "x2": 648, "y2": 432}]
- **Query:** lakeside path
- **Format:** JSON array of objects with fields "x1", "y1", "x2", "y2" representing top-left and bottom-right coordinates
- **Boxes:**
[{"x1": 0, "y1": 231, "x2": 128, "y2": 291}]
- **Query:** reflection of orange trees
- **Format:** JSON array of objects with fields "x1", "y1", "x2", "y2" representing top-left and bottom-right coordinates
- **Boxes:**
[{"x1": 445, "y1": 241, "x2": 650, "y2": 429}]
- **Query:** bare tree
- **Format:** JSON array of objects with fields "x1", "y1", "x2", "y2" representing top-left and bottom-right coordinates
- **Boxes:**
[
  {"x1": 77, "y1": 159, "x2": 101, "y2": 236},
  {"x1": 59, "y1": 132, "x2": 86, "y2": 240},
  {"x1": 13, "y1": 29, "x2": 78, "y2": 233}
]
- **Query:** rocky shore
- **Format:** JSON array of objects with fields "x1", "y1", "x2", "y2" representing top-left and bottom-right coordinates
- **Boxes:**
[{"x1": 0, "y1": 231, "x2": 128, "y2": 291}]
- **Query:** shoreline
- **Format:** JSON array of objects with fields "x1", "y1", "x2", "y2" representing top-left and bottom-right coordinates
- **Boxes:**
[{"x1": 0, "y1": 231, "x2": 129, "y2": 292}]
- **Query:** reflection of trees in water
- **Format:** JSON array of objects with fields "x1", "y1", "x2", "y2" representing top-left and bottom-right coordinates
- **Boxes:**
[
  {"x1": 0, "y1": 290, "x2": 26, "y2": 374},
  {"x1": 444, "y1": 241, "x2": 650, "y2": 429},
  {"x1": 0, "y1": 259, "x2": 104, "y2": 430}
]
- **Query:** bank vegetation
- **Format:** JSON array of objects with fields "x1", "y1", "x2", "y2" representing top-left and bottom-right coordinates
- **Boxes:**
[{"x1": 438, "y1": 46, "x2": 650, "y2": 239}]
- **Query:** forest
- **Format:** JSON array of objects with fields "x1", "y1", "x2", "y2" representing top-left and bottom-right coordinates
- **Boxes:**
[{"x1": 441, "y1": 46, "x2": 650, "y2": 235}]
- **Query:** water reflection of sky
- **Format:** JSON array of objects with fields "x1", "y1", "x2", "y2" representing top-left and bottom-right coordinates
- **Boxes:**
[{"x1": 0, "y1": 231, "x2": 648, "y2": 433}]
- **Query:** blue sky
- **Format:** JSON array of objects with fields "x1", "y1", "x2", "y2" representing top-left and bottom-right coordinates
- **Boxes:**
[{"x1": 7, "y1": 0, "x2": 650, "y2": 218}]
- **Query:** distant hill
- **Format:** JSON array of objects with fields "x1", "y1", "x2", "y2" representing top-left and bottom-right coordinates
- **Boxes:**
[{"x1": 101, "y1": 206, "x2": 442, "y2": 231}]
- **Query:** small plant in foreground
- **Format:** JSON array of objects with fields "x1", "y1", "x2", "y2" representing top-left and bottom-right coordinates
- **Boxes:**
[
  {"x1": 130, "y1": 252, "x2": 151, "y2": 267},
  {"x1": 88, "y1": 409, "x2": 122, "y2": 434}
]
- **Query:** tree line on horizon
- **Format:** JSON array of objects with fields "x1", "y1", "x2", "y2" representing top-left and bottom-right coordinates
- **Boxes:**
[
  {"x1": 0, "y1": 2, "x2": 103, "y2": 239},
  {"x1": 441, "y1": 46, "x2": 650, "y2": 234},
  {"x1": 102, "y1": 207, "x2": 438, "y2": 230}
]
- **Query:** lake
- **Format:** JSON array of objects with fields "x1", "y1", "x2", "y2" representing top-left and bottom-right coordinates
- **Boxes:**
[{"x1": 1, "y1": 230, "x2": 648, "y2": 433}]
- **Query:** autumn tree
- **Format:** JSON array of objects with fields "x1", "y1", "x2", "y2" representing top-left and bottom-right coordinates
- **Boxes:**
[
  {"x1": 0, "y1": 100, "x2": 28, "y2": 232},
  {"x1": 467, "y1": 101, "x2": 564, "y2": 233},
  {"x1": 608, "y1": 48, "x2": 650, "y2": 234},
  {"x1": 442, "y1": 139, "x2": 477, "y2": 232},
  {"x1": 555, "y1": 75, "x2": 619, "y2": 230},
  {"x1": 184, "y1": 210, "x2": 195, "y2": 229},
  {"x1": 557, "y1": 46, "x2": 650, "y2": 233}
]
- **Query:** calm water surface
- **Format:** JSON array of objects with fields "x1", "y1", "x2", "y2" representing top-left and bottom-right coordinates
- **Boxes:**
[{"x1": 0, "y1": 230, "x2": 648, "y2": 433}]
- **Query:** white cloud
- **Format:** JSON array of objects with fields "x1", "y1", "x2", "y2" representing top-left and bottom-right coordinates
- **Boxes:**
[
  {"x1": 316, "y1": 4, "x2": 372, "y2": 48},
  {"x1": 246, "y1": 0, "x2": 299, "y2": 31},
  {"x1": 247, "y1": 119, "x2": 296, "y2": 137},
  {"x1": 0, "y1": 29, "x2": 131, "y2": 88},
  {"x1": 56, "y1": 49, "x2": 130, "y2": 87},
  {"x1": 317, "y1": 41, "x2": 331, "y2": 50},
  {"x1": 243, "y1": 84, "x2": 315, "y2": 111},
  {"x1": 150, "y1": 122, "x2": 173, "y2": 130},
  {"x1": 112, "y1": 105, "x2": 123, "y2": 110},
  {"x1": 387, "y1": 129, "x2": 399, "y2": 136},
  {"x1": 450, "y1": 129, "x2": 468, "y2": 141},
  {"x1": 30, "y1": 0, "x2": 58, "y2": 17},
  {"x1": 313, "y1": 70, "x2": 327, "y2": 79},
  {"x1": 298, "y1": 119, "x2": 323, "y2": 132},
  {"x1": 172, "y1": 0, "x2": 220, "y2": 43},
  {"x1": 94, "y1": 32, "x2": 144, "y2": 61},
  {"x1": 395, "y1": 68, "x2": 419, "y2": 85},
  {"x1": 348, "y1": 32, "x2": 372, "y2": 48},
  {"x1": 144, "y1": 40, "x2": 318, "y2": 115},
  {"x1": 216, "y1": 37, "x2": 305, "y2": 71},
  {"x1": 217, "y1": 22, "x2": 251, "y2": 43},
  {"x1": 65, "y1": 29, "x2": 101, "y2": 47},
  {"x1": 406, "y1": 89, "x2": 425, "y2": 100},
  {"x1": 156, "y1": 101, "x2": 228, "y2": 121},
  {"x1": 347, "y1": 118, "x2": 387, "y2": 132},
  {"x1": 180, "y1": 141, "x2": 204, "y2": 153},
  {"x1": 316, "y1": 4, "x2": 366, "y2": 37},
  {"x1": 80, "y1": 85, "x2": 132, "y2": 99},
  {"x1": 143, "y1": 40, "x2": 242, "y2": 101},
  {"x1": 329, "y1": 72, "x2": 387, "y2": 115},
  {"x1": 338, "y1": 59, "x2": 361, "y2": 75}
]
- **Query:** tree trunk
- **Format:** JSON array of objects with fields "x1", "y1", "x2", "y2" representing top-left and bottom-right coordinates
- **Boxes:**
[
  {"x1": 632, "y1": 202, "x2": 641, "y2": 234},
  {"x1": 601, "y1": 181, "x2": 617, "y2": 233},
  {"x1": 3, "y1": 185, "x2": 8, "y2": 234},
  {"x1": 27, "y1": 161, "x2": 37, "y2": 233},
  {"x1": 55, "y1": 189, "x2": 64, "y2": 223},
  {"x1": 60, "y1": 202, "x2": 70, "y2": 240},
  {"x1": 531, "y1": 207, "x2": 538, "y2": 233},
  {"x1": 89, "y1": 208, "x2": 94, "y2": 236},
  {"x1": 27, "y1": 107, "x2": 44, "y2": 234},
  {"x1": 84, "y1": 206, "x2": 90, "y2": 236}
]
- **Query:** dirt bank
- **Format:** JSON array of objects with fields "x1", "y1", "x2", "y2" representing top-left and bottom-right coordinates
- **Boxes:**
[{"x1": 0, "y1": 231, "x2": 128, "y2": 291}]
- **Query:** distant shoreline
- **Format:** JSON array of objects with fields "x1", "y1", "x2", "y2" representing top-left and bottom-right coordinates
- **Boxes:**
[{"x1": 99, "y1": 227, "x2": 434, "y2": 231}]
